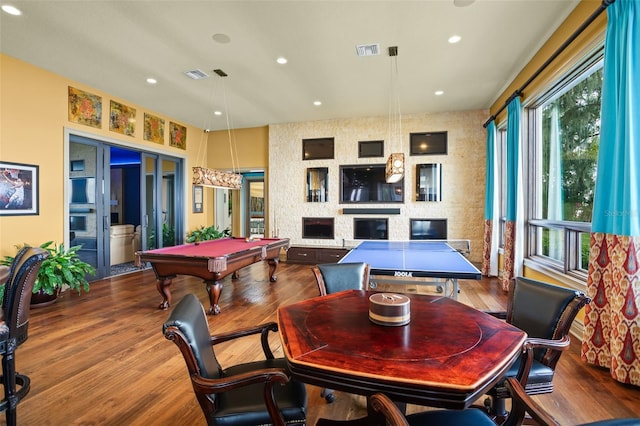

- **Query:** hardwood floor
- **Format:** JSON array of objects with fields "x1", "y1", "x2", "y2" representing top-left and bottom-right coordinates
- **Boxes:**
[{"x1": 8, "y1": 261, "x2": 640, "y2": 425}]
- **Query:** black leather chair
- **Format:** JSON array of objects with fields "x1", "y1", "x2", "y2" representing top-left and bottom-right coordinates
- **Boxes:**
[
  {"x1": 163, "y1": 293, "x2": 307, "y2": 426},
  {"x1": 312, "y1": 262, "x2": 370, "y2": 297},
  {"x1": 0, "y1": 246, "x2": 49, "y2": 426},
  {"x1": 370, "y1": 377, "x2": 640, "y2": 426},
  {"x1": 484, "y1": 276, "x2": 591, "y2": 419},
  {"x1": 311, "y1": 262, "x2": 370, "y2": 403}
]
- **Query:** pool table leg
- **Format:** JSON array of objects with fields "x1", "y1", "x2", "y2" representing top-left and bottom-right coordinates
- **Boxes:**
[
  {"x1": 267, "y1": 258, "x2": 279, "y2": 282},
  {"x1": 205, "y1": 280, "x2": 223, "y2": 315},
  {"x1": 156, "y1": 276, "x2": 174, "y2": 310}
]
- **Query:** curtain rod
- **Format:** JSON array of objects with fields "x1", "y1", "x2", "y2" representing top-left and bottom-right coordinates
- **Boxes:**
[{"x1": 483, "y1": 0, "x2": 614, "y2": 128}]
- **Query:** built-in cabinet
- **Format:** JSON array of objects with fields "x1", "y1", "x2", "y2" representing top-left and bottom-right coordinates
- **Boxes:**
[{"x1": 286, "y1": 246, "x2": 349, "y2": 264}]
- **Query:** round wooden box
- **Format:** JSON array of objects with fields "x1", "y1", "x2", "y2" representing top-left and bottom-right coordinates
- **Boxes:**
[{"x1": 369, "y1": 293, "x2": 410, "y2": 326}]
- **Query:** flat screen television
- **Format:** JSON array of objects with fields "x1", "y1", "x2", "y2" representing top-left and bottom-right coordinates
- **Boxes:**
[
  {"x1": 340, "y1": 164, "x2": 403, "y2": 203},
  {"x1": 69, "y1": 215, "x2": 87, "y2": 231},
  {"x1": 410, "y1": 218, "x2": 447, "y2": 240},
  {"x1": 302, "y1": 217, "x2": 334, "y2": 239},
  {"x1": 354, "y1": 218, "x2": 388, "y2": 240}
]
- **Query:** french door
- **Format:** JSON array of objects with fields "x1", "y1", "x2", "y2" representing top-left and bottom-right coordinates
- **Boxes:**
[{"x1": 67, "y1": 132, "x2": 183, "y2": 280}]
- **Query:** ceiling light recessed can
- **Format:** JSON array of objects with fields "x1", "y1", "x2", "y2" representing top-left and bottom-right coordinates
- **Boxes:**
[
  {"x1": 448, "y1": 35, "x2": 462, "y2": 44},
  {"x1": 214, "y1": 111, "x2": 222, "y2": 116},
  {"x1": 212, "y1": 33, "x2": 231, "y2": 44},
  {"x1": 1, "y1": 4, "x2": 22, "y2": 15},
  {"x1": 435, "y1": 90, "x2": 444, "y2": 96},
  {"x1": 276, "y1": 57, "x2": 288, "y2": 65},
  {"x1": 146, "y1": 77, "x2": 157, "y2": 84},
  {"x1": 313, "y1": 101, "x2": 322, "y2": 106}
]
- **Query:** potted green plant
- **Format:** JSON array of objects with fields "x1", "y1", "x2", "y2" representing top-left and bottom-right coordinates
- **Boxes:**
[
  {"x1": 1, "y1": 241, "x2": 96, "y2": 306},
  {"x1": 186, "y1": 225, "x2": 230, "y2": 243}
]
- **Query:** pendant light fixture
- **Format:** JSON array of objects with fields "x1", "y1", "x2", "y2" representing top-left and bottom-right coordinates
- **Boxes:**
[
  {"x1": 385, "y1": 46, "x2": 404, "y2": 184},
  {"x1": 192, "y1": 69, "x2": 243, "y2": 190}
]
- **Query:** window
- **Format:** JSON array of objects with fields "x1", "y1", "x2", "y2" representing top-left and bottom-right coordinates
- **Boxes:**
[
  {"x1": 497, "y1": 127, "x2": 507, "y2": 248},
  {"x1": 527, "y1": 52, "x2": 603, "y2": 276}
]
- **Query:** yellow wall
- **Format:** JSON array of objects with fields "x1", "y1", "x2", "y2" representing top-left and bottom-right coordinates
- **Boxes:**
[
  {"x1": 490, "y1": 0, "x2": 606, "y2": 123},
  {"x1": 0, "y1": 54, "x2": 210, "y2": 257},
  {"x1": 205, "y1": 126, "x2": 270, "y2": 236}
]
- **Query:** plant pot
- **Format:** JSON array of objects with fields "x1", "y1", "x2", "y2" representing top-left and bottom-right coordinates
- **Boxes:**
[{"x1": 30, "y1": 289, "x2": 58, "y2": 307}]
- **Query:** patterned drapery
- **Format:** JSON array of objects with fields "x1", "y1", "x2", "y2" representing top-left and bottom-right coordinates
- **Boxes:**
[
  {"x1": 582, "y1": 0, "x2": 640, "y2": 386},
  {"x1": 482, "y1": 121, "x2": 499, "y2": 277},
  {"x1": 500, "y1": 97, "x2": 523, "y2": 291}
]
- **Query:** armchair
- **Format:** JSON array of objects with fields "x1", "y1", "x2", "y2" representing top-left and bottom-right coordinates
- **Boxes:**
[
  {"x1": 162, "y1": 293, "x2": 307, "y2": 426},
  {"x1": 311, "y1": 262, "x2": 369, "y2": 403},
  {"x1": 484, "y1": 276, "x2": 591, "y2": 419},
  {"x1": 0, "y1": 246, "x2": 49, "y2": 426},
  {"x1": 371, "y1": 377, "x2": 640, "y2": 426}
]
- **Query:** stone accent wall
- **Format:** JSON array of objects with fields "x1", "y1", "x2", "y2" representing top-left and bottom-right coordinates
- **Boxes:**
[{"x1": 268, "y1": 110, "x2": 488, "y2": 264}]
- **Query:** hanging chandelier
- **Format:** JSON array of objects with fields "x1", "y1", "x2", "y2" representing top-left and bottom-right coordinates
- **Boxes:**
[
  {"x1": 385, "y1": 46, "x2": 404, "y2": 184},
  {"x1": 192, "y1": 70, "x2": 243, "y2": 190}
]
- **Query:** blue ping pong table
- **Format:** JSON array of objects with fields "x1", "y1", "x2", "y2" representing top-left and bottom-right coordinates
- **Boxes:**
[{"x1": 338, "y1": 240, "x2": 482, "y2": 299}]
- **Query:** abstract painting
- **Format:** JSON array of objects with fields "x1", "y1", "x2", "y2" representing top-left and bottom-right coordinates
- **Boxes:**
[
  {"x1": 144, "y1": 113, "x2": 165, "y2": 144},
  {"x1": 169, "y1": 122, "x2": 187, "y2": 150},
  {"x1": 68, "y1": 86, "x2": 102, "y2": 128},
  {"x1": 109, "y1": 100, "x2": 136, "y2": 136}
]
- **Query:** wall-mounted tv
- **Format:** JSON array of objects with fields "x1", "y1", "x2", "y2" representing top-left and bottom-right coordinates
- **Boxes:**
[
  {"x1": 340, "y1": 164, "x2": 403, "y2": 203},
  {"x1": 302, "y1": 217, "x2": 334, "y2": 239},
  {"x1": 410, "y1": 218, "x2": 447, "y2": 240},
  {"x1": 354, "y1": 218, "x2": 388, "y2": 240}
]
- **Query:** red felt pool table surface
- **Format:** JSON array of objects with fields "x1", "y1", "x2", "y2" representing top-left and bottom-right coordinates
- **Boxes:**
[{"x1": 136, "y1": 237, "x2": 289, "y2": 315}]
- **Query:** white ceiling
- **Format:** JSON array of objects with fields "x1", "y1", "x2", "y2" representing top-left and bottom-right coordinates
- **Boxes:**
[{"x1": 0, "y1": 0, "x2": 579, "y2": 131}]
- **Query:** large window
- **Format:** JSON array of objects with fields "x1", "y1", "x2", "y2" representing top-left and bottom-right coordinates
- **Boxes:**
[{"x1": 528, "y1": 53, "x2": 603, "y2": 276}]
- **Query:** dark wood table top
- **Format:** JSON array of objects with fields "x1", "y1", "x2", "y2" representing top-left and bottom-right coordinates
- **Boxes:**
[{"x1": 278, "y1": 290, "x2": 527, "y2": 409}]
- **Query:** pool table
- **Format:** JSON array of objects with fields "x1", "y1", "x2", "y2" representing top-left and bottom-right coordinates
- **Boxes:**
[{"x1": 135, "y1": 237, "x2": 289, "y2": 315}]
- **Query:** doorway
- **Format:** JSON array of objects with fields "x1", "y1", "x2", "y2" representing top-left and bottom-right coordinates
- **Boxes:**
[{"x1": 67, "y1": 132, "x2": 183, "y2": 279}]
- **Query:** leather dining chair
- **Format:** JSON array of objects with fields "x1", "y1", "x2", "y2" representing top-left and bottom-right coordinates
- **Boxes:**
[
  {"x1": 163, "y1": 293, "x2": 307, "y2": 426},
  {"x1": 311, "y1": 262, "x2": 370, "y2": 403},
  {"x1": 0, "y1": 246, "x2": 49, "y2": 426},
  {"x1": 370, "y1": 377, "x2": 640, "y2": 426},
  {"x1": 484, "y1": 276, "x2": 591, "y2": 420}
]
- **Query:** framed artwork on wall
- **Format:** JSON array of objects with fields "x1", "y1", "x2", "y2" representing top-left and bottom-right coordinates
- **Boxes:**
[
  {"x1": 193, "y1": 185, "x2": 203, "y2": 213},
  {"x1": 0, "y1": 161, "x2": 39, "y2": 216},
  {"x1": 109, "y1": 100, "x2": 136, "y2": 136},
  {"x1": 169, "y1": 122, "x2": 187, "y2": 150},
  {"x1": 144, "y1": 113, "x2": 165, "y2": 144},
  {"x1": 68, "y1": 86, "x2": 102, "y2": 128}
]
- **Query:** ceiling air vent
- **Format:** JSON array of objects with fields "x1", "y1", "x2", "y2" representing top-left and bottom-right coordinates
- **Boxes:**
[
  {"x1": 184, "y1": 69, "x2": 209, "y2": 80},
  {"x1": 356, "y1": 44, "x2": 380, "y2": 57}
]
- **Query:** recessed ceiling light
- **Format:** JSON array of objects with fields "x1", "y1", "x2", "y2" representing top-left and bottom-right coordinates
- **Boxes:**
[
  {"x1": 1, "y1": 4, "x2": 22, "y2": 15},
  {"x1": 453, "y1": 0, "x2": 476, "y2": 7},
  {"x1": 435, "y1": 90, "x2": 444, "y2": 96},
  {"x1": 214, "y1": 111, "x2": 223, "y2": 116},
  {"x1": 276, "y1": 57, "x2": 288, "y2": 65},
  {"x1": 313, "y1": 101, "x2": 322, "y2": 106},
  {"x1": 146, "y1": 77, "x2": 157, "y2": 85},
  {"x1": 448, "y1": 35, "x2": 462, "y2": 44},
  {"x1": 212, "y1": 33, "x2": 231, "y2": 44}
]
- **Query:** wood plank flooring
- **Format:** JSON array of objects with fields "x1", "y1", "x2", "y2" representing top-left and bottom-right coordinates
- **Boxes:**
[{"x1": 7, "y1": 261, "x2": 640, "y2": 425}]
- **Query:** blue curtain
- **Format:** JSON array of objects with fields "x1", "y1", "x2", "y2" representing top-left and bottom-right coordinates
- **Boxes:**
[
  {"x1": 506, "y1": 97, "x2": 521, "y2": 222},
  {"x1": 591, "y1": 0, "x2": 640, "y2": 236},
  {"x1": 484, "y1": 121, "x2": 496, "y2": 220}
]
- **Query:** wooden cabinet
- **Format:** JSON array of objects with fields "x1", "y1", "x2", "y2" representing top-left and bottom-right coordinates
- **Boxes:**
[{"x1": 286, "y1": 246, "x2": 349, "y2": 264}]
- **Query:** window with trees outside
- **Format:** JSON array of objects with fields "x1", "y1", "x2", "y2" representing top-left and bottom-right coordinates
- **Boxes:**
[{"x1": 528, "y1": 51, "x2": 603, "y2": 277}]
